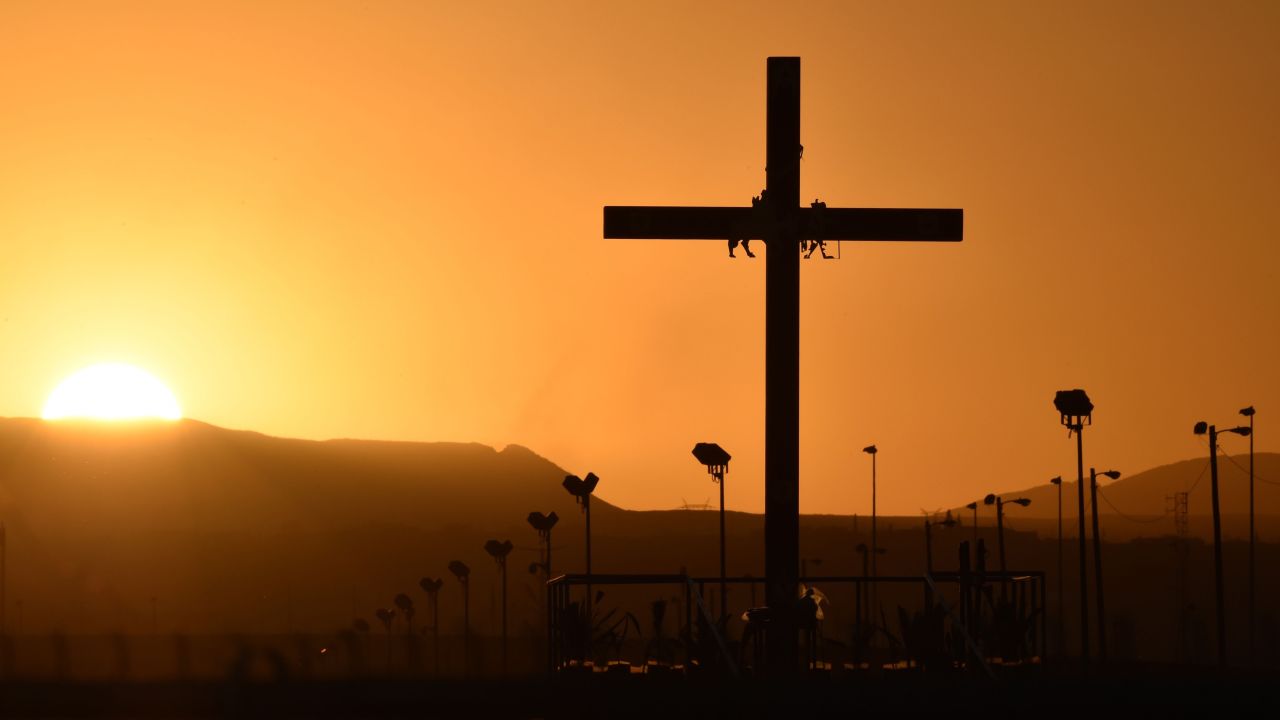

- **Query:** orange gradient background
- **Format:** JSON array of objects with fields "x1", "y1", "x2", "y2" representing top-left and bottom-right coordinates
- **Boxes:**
[{"x1": 1, "y1": 0, "x2": 1276, "y2": 515}]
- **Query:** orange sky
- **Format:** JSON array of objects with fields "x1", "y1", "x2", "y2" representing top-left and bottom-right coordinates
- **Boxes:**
[{"x1": 1, "y1": 0, "x2": 1276, "y2": 517}]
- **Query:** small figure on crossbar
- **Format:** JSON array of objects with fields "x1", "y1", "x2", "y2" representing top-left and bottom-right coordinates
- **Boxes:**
[
  {"x1": 803, "y1": 199, "x2": 834, "y2": 259},
  {"x1": 728, "y1": 190, "x2": 767, "y2": 258}
]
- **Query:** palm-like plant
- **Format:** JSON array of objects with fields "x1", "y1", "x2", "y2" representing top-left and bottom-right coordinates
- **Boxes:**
[
  {"x1": 350, "y1": 617, "x2": 371, "y2": 674},
  {"x1": 449, "y1": 560, "x2": 471, "y2": 673},
  {"x1": 526, "y1": 511, "x2": 559, "y2": 578},
  {"x1": 394, "y1": 593, "x2": 415, "y2": 637},
  {"x1": 393, "y1": 592, "x2": 417, "y2": 670},
  {"x1": 419, "y1": 577, "x2": 444, "y2": 674},
  {"x1": 484, "y1": 539, "x2": 515, "y2": 673},
  {"x1": 374, "y1": 608, "x2": 395, "y2": 670},
  {"x1": 563, "y1": 473, "x2": 600, "y2": 613}
]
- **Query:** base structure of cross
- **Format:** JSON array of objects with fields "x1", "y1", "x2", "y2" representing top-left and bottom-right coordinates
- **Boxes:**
[{"x1": 603, "y1": 57, "x2": 963, "y2": 674}]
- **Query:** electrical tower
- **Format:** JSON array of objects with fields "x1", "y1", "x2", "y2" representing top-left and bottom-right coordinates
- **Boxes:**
[{"x1": 677, "y1": 498, "x2": 713, "y2": 511}]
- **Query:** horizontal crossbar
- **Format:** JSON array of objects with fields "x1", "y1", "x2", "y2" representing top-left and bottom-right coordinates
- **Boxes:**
[{"x1": 604, "y1": 206, "x2": 963, "y2": 242}]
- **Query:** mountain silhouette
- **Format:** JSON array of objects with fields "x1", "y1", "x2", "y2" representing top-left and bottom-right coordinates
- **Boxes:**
[
  {"x1": 0, "y1": 418, "x2": 1272, "y2": 638},
  {"x1": 0, "y1": 418, "x2": 617, "y2": 635},
  {"x1": 953, "y1": 454, "x2": 1280, "y2": 542}
]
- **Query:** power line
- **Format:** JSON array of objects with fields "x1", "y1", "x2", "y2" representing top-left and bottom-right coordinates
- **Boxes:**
[
  {"x1": 1187, "y1": 460, "x2": 1210, "y2": 496},
  {"x1": 1096, "y1": 487, "x2": 1170, "y2": 524},
  {"x1": 1220, "y1": 451, "x2": 1280, "y2": 486}
]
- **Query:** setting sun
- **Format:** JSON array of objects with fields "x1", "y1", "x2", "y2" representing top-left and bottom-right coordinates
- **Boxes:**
[{"x1": 42, "y1": 363, "x2": 182, "y2": 421}]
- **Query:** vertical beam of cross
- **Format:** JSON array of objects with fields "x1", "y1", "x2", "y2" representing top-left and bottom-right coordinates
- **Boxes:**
[{"x1": 763, "y1": 56, "x2": 801, "y2": 673}]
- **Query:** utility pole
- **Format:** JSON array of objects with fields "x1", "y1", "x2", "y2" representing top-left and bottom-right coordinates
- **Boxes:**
[
  {"x1": 1208, "y1": 427, "x2": 1225, "y2": 667},
  {"x1": 1241, "y1": 405, "x2": 1255, "y2": 665},
  {"x1": 1195, "y1": 419, "x2": 1250, "y2": 667},
  {"x1": 1054, "y1": 389, "x2": 1093, "y2": 666},
  {"x1": 1089, "y1": 468, "x2": 1121, "y2": 662},
  {"x1": 1050, "y1": 476, "x2": 1064, "y2": 658},
  {"x1": 863, "y1": 445, "x2": 878, "y2": 616}
]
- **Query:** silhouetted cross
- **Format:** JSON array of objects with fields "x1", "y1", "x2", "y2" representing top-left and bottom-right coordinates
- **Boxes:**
[{"x1": 603, "y1": 57, "x2": 963, "y2": 673}]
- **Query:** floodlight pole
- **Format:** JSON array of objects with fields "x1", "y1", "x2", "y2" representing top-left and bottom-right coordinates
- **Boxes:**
[
  {"x1": 692, "y1": 444, "x2": 731, "y2": 622},
  {"x1": 1089, "y1": 468, "x2": 1107, "y2": 662},
  {"x1": 1243, "y1": 407, "x2": 1255, "y2": 666},
  {"x1": 1207, "y1": 425, "x2": 1226, "y2": 667},
  {"x1": 871, "y1": 454, "x2": 877, "y2": 584},
  {"x1": 585, "y1": 491, "x2": 592, "y2": 617},
  {"x1": 718, "y1": 467, "x2": 727, "y2": 621},
  {"x1": 863, "y1": 445, "x2": 878, "y2": 615},
  {"x1": 1051, "y1": 477, "x2": 1064, "y2": 658},
  {"x1": 1073, "y1": 423, "x2": 1090, "y2": 665}
]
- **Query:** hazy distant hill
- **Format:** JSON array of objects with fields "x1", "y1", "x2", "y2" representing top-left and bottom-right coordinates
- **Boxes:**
[
  {"x1": 0, "y1": 417, "x2": 617, "y2": 534},
  {"x1": 0, "y1": 418, "x2": 620, "y2": 636},
  {"x1": 0, "y1": 419, "x2": 775, "y2": 638},
  {"x1": 951, "y1": 453, "x2": 1280, "y2": 542},
  {"x1": 0, "y1": 418, "x2": 1273, "y2": 639}
]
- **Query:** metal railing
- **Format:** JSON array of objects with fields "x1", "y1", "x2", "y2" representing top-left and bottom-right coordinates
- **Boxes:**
[{"x1": 546, "y1": 570, "x2": 1045, "y2": 676}]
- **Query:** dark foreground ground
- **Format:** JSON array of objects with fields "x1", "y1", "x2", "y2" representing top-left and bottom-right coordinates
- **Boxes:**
[{"x1": 2, "y1": 664, "x2": 1277, "y2": 718}]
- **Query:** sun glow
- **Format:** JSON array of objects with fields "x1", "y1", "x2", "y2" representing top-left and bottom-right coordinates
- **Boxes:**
[{"x1": 42, "y1": 363, "x2": 182, "y2": 421}]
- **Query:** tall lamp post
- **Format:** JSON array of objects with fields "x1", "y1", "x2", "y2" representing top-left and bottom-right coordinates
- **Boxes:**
[
  {"x1": 1048, "y1": 475, "x2": 1064, "y2": 656},
  {"x1": 692, "y1": 443, "x2": 731, "y2": 621},
  {"x1": 1054, "y1": 388, "x2": 1094, "y2": 664},
  {"x1": 983, "y1": 494, "x2": 1031, "y2": 575},
  {"x1": 563, "y1": 473, "x2": 600, "y2": 614},
  {"x1": 863, "y1": 445, "x2": 879, "y2": 613},
  {"x1": 1194, "y1": 420, "x2": 1251, "y2": 667},
  {"x1": 1240, "y1": 405, "x2": 1256, "y2": 665},
  {"x1": 1089, "y1": 468, "x2": 1120, "y2": 662},
  {"x1": 965, "y1": 501, "x2": 978, "y2": 545}
]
